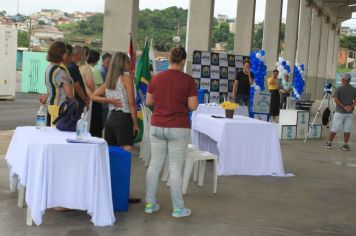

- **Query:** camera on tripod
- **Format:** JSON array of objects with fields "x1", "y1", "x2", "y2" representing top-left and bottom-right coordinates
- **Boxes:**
[{"x1": 323, "y1": 82, "x2": 333, "y2": 94}]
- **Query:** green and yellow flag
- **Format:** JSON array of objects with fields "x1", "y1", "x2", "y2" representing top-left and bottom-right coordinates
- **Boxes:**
[{"x1": 134, "y1": 41, "x2": 152, "y2": 142}]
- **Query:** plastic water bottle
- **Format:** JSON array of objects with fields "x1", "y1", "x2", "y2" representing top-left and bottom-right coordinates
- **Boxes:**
[
  {"x1": 36, "y1": 105, "x2": 47, "y2": 129},
  {"x1": 76, "y1": 113, "x2": 88, "y2": 140}
]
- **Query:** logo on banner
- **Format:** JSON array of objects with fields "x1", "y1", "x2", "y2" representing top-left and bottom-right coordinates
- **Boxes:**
[
  {"x1": 235, "y1": 55, "x2": 243, "y2": 68},
  {"x1": 201, "y1": 65, "x2": 211, "y2": 78},
  {"x1": 210, "y1": 92, "x2": 220, "y2": 103},
  {"x1": 228, "y1": 67, "x2": 236, "y2": 80},
  {"x1": 210, "y1": 79, "x2": 220, "y2": 92},
  {"x1": 200, "y1": 78, "x2": 210, "y2": 90},
  {"x1": 219, "y1": 53, "x2": 228, "y2": 67},
  {"x1": 220, "y1": 67, "x2": 228, "y2": 79},
  {"x1": 219, "y1": 79, "x2": 228, "y2": 93},
  {"x1": 192, "y1": 64, "x2": 201, "y2": 78},
  {"x1": 201, "y1": 52, "x2": 211, "y2": 65},
  {"x1": 193, "y1": 51, "x2": 202, "y2": 64},
  {"x1": 210, "y1": 66, "x2": 220, "y2": 79},
  {"x1": 228, "y1": 55, "x2": 235, "y2": 67},
  {"x1": 211, "y1": 53, "x2": 219, "y2": 66}
]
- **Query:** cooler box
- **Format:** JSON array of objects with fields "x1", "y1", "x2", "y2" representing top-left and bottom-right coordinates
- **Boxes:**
[{"x1": 109, "y1": 146, "x2": 132, "y2": 212}]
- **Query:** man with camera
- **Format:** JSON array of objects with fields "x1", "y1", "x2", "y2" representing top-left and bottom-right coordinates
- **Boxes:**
[{"x1": 324, "y1": 74, "x2": 356, "y2": 151}]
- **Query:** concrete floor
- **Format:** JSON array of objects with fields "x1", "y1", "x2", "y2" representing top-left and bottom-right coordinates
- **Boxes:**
[{"x1": 0, "y1": 93, "x2": 356, "y2": 235}]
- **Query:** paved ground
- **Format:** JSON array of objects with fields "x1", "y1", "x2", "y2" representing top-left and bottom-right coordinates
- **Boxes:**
[{"x1": 0, "y1": 91, "x2": 356, "y2": 235}]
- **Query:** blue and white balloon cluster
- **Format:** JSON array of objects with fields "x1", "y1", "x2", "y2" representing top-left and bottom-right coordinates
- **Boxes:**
[
  {"x1": 292, "y1": 63, "x2": 305, "y2": 100},
  {"x1": 250, "y1": 50, "x2": 267, "y2": 91},
  {"x1": 249, "y1": 50, "x2": 267, "y2": 113},
  {"x1": 276, "y1": 57, "x2": 291, "y2": 78}
]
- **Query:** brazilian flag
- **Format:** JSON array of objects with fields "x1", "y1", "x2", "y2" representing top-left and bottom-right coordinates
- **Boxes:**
[{"x1": 134, "y1": 42, "x2": 152, "y2": 142}]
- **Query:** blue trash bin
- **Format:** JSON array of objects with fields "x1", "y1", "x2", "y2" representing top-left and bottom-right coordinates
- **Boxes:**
[{"x1": 108, "y1": 146, "x2": 132, "y2": 212}]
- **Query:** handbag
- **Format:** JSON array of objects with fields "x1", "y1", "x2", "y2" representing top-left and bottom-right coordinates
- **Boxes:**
[{"x1": 52, "y1": 99, "x2": 81, "y2": 132}]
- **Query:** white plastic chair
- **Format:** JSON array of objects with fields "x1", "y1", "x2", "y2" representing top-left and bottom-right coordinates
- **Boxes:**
[{"x1": 182, "y1": 150, "x2": 218, "y2": 194}]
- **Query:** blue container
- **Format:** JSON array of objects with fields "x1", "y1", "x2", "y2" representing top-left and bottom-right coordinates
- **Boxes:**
[
  {"x1": 198, "y1": 89, "x2": 209, "y2": 104},
  {"x1": 109, "y1": 146, "x2": 132, "y2": 212}
]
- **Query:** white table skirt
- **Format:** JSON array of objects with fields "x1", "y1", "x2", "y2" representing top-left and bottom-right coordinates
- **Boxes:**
[
  {"x1": 192, "y1": 114, "x2": 287, "y2": 176},
  {"x1": 196, "y1": 104, "x2": 249, "y2": 117},
  {"x1": 5, "y1": 127, "x2": 115, "y2": 226}
]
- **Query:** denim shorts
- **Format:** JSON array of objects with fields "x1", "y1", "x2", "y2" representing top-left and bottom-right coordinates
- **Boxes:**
[{"x1": 331, "y1": 112, "x2": 353, "y2": 133}]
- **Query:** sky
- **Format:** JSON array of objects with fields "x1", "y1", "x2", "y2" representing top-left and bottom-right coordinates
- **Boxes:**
[{"x1": 0, "y1": 0, "x2": 354, "y2": 26}]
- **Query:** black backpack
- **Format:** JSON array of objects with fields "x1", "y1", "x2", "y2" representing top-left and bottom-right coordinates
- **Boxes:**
[
  {"x1": 53, "y1": 99, "x2": 81, "y2": 132},
  {"x1": 322, "y1": 108, "x2": 331, "y2": 126}
]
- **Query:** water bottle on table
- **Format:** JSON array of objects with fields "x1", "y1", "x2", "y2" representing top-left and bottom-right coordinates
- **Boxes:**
[
  {"x1": 76, "y1": 111, "x2": 88, "y2": 140},
  {"x1": 36, "y1": 105, "x2": 47, "y2": 129}
]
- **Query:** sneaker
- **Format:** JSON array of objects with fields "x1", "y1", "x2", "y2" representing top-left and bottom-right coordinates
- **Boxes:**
[
  {"x1": 144, "y1": 203, "x2": 160, "y2": 214},
  {"x1": 341, "y1": 144, "x2": 351, "y2": 151},
  {"x1": 323, "y1": 142, "x2": 332, "y2": 149},
  {"x1": 172, "y1": 208, "x2": 192, "y2": 218}
]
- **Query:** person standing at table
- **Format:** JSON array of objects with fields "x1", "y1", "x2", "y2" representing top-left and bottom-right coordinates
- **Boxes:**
[
  {"x1": 91, "y1": 52, "x2": 139, "y2": 151},
  {"x1": 279, "y1": 74, "x2": 293, "y2": 109},
  {"x1": 45, "y1": 41, "x2": 74, "y2": 125},
  {"x1": 268, "y1": 70, "x2": 280, "y2": 123},
  {"x1": 232, "y1": 61, "x2": 254, "y2": 110},
  {"x1": 87, "y1": 49, "x2": 103, "y2": 137},
  {"x1": 145, "y1": 46, "x2": 198, "y2": 218},
  {"x1": 67, "y1": 45, "x2": 90, "y2": 114}
]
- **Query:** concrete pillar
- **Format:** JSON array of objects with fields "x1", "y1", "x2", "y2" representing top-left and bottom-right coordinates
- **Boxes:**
[
  {"x1": 315, "y1": 16, "x2": 330, "y2": 99},
  {"x1": 325, "y1": 23, "x2": 336, "y2": 80},
  {"x1": 234, "y1": 0, "x2": 256, "y2": 55},
  {"x1": 185, "y1": 0, "x2": 215, "y2": 74},
  {"x1": 284, "y1": 0, "x2": 300, "y2": 75},
  {"x1": 306, "y1": 7, "x2": 322, "y2": 100},
  {"x1": 102, "y1": 0, "x2": 139, "y2": 52},
  {"x1": 331, "y1": 28, "x2": 340, "y2": 79},
  {"x1": 296, "y1": 0, "x2": 312, "y2": 74},
  {"x1": 262, "y1": 0, "x2": 283, "y2": 73}
]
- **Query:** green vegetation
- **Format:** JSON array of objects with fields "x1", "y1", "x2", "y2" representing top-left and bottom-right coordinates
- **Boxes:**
[
  {"x1": 252, "y1": 22, "x2": 286, "y2": 51},
  {"x1": 18, "y1": 31, "x2": 29, "y2": 47},
  {"x1": 212, "y1": 21, "x2": 234, "y2": 51},
  {"x1": 340, "y1": 35, "x2": 356, "y2": 51},
  {"x1": 57, "y1": 22, "x2": 79, "y2": 31}
]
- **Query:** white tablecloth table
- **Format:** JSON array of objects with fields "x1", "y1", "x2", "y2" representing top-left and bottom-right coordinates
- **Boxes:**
[
  {"x1": 5, "y1": 127, "x2": 115, "y2": 226},
  {"x1": 192, "y1": 114, "x2": 287, "y2": 176},
  {"x1": 196, "y1": 104, "x2": 249, "y2": 117}
]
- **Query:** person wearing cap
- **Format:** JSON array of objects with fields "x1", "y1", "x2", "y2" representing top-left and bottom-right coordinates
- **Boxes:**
[
  {"x1": 324, "y1": 73, "x2": 356, "y2": 151},
  {"x1": 279, "y1": 74, "x2": 293, "y2": 109}
]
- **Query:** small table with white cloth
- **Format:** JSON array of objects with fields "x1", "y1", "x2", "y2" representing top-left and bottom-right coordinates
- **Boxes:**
[
  {"x1": 5, "y1": 126, "x2": 115, "y2": 226},
  {"x1": 191, "y1": 114, "x2": 287, "y2": 176},
  {"x1": 195, "y1": 104, "x2": 250, "y2": 117}
]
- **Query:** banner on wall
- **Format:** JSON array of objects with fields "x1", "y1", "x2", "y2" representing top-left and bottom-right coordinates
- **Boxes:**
[{"x1": 191, "y1": 50, "x2": 249, "y2": 103}]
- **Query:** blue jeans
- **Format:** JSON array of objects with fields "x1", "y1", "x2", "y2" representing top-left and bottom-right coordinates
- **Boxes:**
[{"x1": 146, "y1": 126, "x2": 190, "y2": 209}]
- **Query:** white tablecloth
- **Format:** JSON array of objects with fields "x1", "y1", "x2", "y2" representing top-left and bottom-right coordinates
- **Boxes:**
[
  {"x1": 5, "y1": 127, "x2": 115, "y2": 226},
  {"x1": 196, "y1": 104, "x2": 249, "y2": 117},
  {"x1": 192, "y1": 114, "x2": 287, "y2": 176}
]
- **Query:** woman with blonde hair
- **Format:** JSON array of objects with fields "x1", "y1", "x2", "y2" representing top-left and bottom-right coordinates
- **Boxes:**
[{"x1": 91, "y1": 52, "x2": 139, "y2": 151}]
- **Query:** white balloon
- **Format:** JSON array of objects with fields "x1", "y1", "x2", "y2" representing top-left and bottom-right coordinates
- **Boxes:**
[
  {"x1": 283, "y1": 69, "x2": 288, "y2": 75},
  {"x1": 278, "y1": 57, "x2": 284, "y2": 63},
  {"x1": 295, "y1": 63, "x2": 300, "y2": 67},
  {"x1": 278, "y1": 66, "x2": 284, "y2": 71},
  {"x1": 256, "y1": 52, "x2": 262, "y2": 59},
  {"x1": 255, "y1": 85, "x2": 261, "y2": 91},
  {"x1": 275, "y1": 62, "x2": 279, "y2": 66},
  {"x1": 286, "y1": 60, "x2": 291, "y2": 66}
]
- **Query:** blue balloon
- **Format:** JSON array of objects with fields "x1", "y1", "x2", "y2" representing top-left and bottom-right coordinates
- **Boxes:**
[
  {"x1": 260, "y1": 50, "x2": 266, "y2": 56},
  {"x1": 282, "y1": 61, "x2": 286, "y2": 67}
]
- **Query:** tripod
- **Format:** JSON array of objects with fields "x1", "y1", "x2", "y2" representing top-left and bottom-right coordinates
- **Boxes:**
[{"x1": 303, "y1": 90, "x2": 340, "y2": 144}]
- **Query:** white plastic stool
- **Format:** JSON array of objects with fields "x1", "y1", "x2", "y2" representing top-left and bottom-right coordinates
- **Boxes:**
[{"x1": 182, "y1": 151, "x2": 218, "y2": 194}]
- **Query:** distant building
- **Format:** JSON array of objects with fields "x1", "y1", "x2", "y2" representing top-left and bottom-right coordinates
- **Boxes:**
[
  {"x1": 217, "y1": 14, "x2": 229, "y2": 23},
  {"x1": 0, "y1": 16, "x2": 13, "y2": 25},
  {"x1": 229, "y1": 21, "x2": 236, "y2": 34},
  {"x1": 340, "y1": 26, "x2": 356, "y2": 36},
  {"x1": 32, "y1": 27, "x2": 64, "y2": 40}
]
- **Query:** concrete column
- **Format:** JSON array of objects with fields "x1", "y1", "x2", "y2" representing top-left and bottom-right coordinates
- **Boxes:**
[
  {"x1": 234, "y1": 0, "x2": 256, "y2": 55},
  {"x1": 296, "y1": 0, "x2": 312, "y2": 73},
  {"x1": 325, "y1": 23, "x2": 336, "y2": 80},
  {"x1": 262, "y1": 0, "x2": 283, "y2": 73},
  {"x1": 331, "y1": 28, "x2": 340, "y2": 79},
  {"x1": 315, "y1": 16, "x2": 330, "y2": 99},
  {"x1": 306, "y1": 7, "x2": 322, "y2": 100},
  {"x1": 284, "y1": 0, "x2": 300, "y2": 75},
  {"x1": 185, "y1": 0, "x2": 215, "y2": 74},
  {"x1": 102, "y1": 0, "x2": 139, "y2": 52}
]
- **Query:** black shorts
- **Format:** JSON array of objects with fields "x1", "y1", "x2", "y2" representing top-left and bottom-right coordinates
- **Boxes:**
[{"x1": 105, "y1": 110, "x2": 133, "y2": 147}]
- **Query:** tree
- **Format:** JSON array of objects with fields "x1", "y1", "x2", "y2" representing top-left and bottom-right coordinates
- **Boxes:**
[
  {"x1": 340, "y1": 35, "x2": 356, "y2": 52},
  {"x1": 18, "y1": 31, "x2": 29, "y2": 47},
  {"x1": 253, "y1": 22, "x2": 264, "y2": 50},
  {"x1": 0, "y1": 10, "x2": 7, "y2": 16}
]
